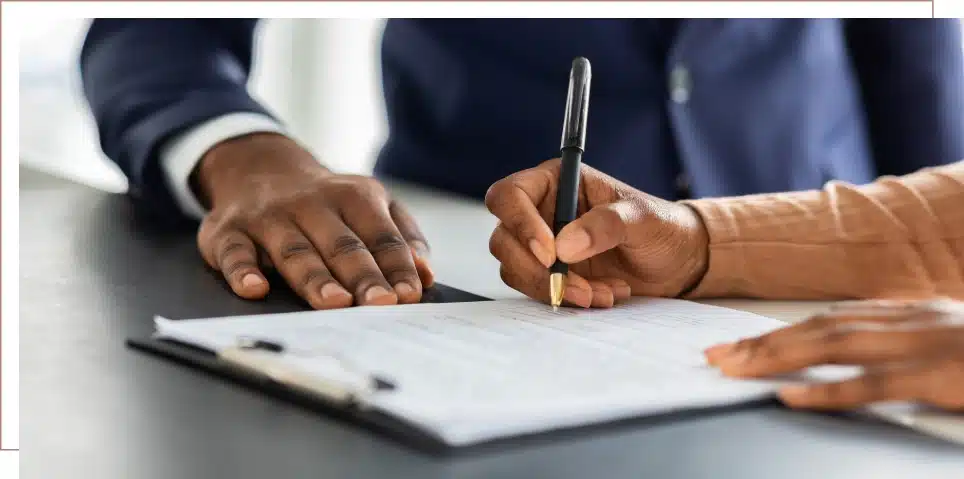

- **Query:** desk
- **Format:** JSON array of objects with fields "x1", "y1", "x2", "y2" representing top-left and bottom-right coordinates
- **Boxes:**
[{"x1": 20, "y1": 167, "x2": 964, "y2": 478}]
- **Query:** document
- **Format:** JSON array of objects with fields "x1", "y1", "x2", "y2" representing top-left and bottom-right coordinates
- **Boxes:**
[{"x1": 154, "y1": 298, "x2": 833, "y2": 446}]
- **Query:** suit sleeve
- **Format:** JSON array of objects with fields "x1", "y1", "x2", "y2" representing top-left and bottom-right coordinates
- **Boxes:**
[
  {"x1": 844, "y1": 19, "x2": 964, "y2": 178},
  {"x1": 79, "y1": 19, "x2": 278, "y2": 222}
]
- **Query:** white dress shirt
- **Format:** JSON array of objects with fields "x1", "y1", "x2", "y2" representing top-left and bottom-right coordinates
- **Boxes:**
[{"x1": 159, "y1": 112, "x2": 285, "y2": 219}]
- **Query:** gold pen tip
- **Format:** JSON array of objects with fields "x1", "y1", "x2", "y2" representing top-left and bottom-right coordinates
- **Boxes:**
[{"x1": 549, "y1": 273, "x2": 566, "y2": 309}]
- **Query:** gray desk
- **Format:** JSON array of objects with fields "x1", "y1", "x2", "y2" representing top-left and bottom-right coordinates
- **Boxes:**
[{"x1": 21, "y1": 167, "x2": 964, "y2": 478}]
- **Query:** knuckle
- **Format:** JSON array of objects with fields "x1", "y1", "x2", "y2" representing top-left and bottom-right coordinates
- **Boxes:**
[
  {"x1": 223, "y1": 260, "x2": 258, "y2": 278},
  {"x1": 369, "y1": 232, "x2": 408, "y2": 255},
  {"x1": 753, "y1": 343, "x2": 780, "y2": 362},
  {"x1": 499, "y1": 265, "x2": 517, "y2": 288},
  {"x1": 365, "y1": 177, "x2": 389, "y2": 196},
  {"x1": 301, "y1": 268, "x2": 333, "y2": 288},
  {"x1": 489, "y1": 230, "x2": 501, "y2": 258},
  {"x1": 484, "y1": 181, "x2": 509, "y2": 210},
  {"x1": 220, "y1": 240, "x2": 250, "y2": 258},
  {"x1": 821, "y1": 328, "x2": 855, "y2": 357},
  {"x1": 344, "y1": 179, "x2": 382, "y2": 202},
  {"x1": 380, "y1": 265, "x2": 418, "y2": 284},
  {"x1": 330, "y1": 235, "x2": 368, "y2": 259},
  {"x1": 736, "y1": 338, "x2": 762, "y2": 357},
  {"x1": 278, "y1": 240, "x2": 316, "y2": 264}
]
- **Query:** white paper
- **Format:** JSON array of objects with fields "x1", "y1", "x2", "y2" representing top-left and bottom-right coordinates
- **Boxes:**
[{"x1": 154, "y1": 298, "x2": 808, "y2": 446}]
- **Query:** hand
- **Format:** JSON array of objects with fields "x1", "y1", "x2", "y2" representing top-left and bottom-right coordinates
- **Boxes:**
[
  {"x1": 194, "y1": 133, "x2": 433, "y2": 309},
  {"x1": 705, "y1": 299, "x2": 964, "y2": 411},
  {"x1": 485, "y1": 159, "x2": 709, "y2": 308}
]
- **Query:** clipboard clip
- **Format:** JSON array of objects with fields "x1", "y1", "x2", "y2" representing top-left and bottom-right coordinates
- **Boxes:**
[{"x1": 220, "y1": 336, "x2": 396, "y2": 408}]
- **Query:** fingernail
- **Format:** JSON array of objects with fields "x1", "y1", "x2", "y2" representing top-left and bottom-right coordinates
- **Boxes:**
[
  {"x1": 529, "y1": 239, "x2": 553, "y2": 267},
  {"x1": 241, "y1": 274, "x2": 264, "y2": 289},
  {"x1": 364, "y1": 285, "x2": 396, "y2": 304},
  {"x1": 394, "y1": 282, "x2": 415, "y2": 296},
  {"x1": 558, "y1": 227, "x2": 591, "y2": 259},
  {"x1": 320, "y1": 282, "x2": 348, "y2": 299}
]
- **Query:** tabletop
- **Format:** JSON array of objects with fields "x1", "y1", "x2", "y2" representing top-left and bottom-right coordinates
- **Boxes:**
[{"x1": 20, "y1": 166, "x2": 964, "y2": 479}]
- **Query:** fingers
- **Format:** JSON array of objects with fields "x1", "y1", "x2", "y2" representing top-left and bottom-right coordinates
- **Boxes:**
[
  {"x1": 704, "y1": 310, "x2": 915, "y2": 365},
  {"x1": 555, "y1": 201, "x2": 635, "y2": 264},
  {"x1": 199, "y1": 228, "x2": 270, "y2": 300},
  {"x1": 564, "y1": 273, "x2": 595, "y2": 308},
  {"x1": 491, "y1": 223, "x2": 552, "y2": 301},
  {"x1": 485, "y1": 167, "x2": 557, "y2": 268},
  {"x1": 777, "y1": 360, "x2": 964, "y2": 411},
  {"x1": 491, "y1": 224, "x2": 623, "y2": 308},
  {"x1": 338, "y1": 201, "x2": 424, "y2": 304},
  {"x1": 245, "y1": 217, "x2": 354, "y2": 310},
  {"x1": 709, "y1": 319, "x2": 960, "y2": 379},
  {"x1": 389, "y1": 200, "x2": 435, "y2": 288},
  {"x1": 600, "y1": 278, "x2": 632, "y2": 303},
  {"x1": 295, "y1": 209, "x2": 399, "y2": 306},
  {"x1": 588, "y1": 280, "x2": 615, "y2": 308}
]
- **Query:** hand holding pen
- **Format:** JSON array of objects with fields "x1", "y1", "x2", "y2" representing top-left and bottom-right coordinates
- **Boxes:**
[{"x1": 485, "y1": 58, "x2": 711, "y2": 308}]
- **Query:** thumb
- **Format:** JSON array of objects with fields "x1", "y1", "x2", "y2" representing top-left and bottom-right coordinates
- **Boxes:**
[{"x1": 556, "y1": 200, "x2": 638, "y2": 263}]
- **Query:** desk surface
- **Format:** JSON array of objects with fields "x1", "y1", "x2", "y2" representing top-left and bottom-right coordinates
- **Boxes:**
[{"x1": 20, "y1": 167, "x2": 964, "y2": 479}]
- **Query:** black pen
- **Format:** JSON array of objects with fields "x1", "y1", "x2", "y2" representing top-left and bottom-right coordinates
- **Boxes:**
[{"x1": 550, "y1": 57, "x2": 591, "y2": 310}]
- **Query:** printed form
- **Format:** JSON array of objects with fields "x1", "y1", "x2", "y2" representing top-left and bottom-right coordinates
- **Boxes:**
[{"x1": 155, "y1": 298, "x2": 834, "y2": 446}]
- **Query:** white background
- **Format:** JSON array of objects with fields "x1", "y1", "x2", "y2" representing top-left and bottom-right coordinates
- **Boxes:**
[{"x1": 5, "y1": 1, "x2": 960, "y2": 476}]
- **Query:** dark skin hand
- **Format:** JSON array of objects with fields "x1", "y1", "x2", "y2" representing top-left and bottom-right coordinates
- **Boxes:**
[
  {"x1": 194, "y1": 133, "x2": 434, "y2": 309},
  {"x1": 485, "y1": 158, "x2": 709, "y2": 308},
  {"x1": 705, "y1": 299, "x2": 964, "y2": 411}
]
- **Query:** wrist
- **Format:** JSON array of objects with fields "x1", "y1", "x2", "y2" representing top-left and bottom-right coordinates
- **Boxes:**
[
  {"x1": 677, "y1": 203, "x2": 711, "y2": 297},
  {"x1": 191, "y1": 133, "x2": 329, "y2": 208}
]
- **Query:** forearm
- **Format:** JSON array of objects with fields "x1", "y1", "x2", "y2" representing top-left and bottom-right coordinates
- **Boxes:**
[
  {"x1": 684, "y1": 162, "x2": 964, "y2": 300},
  {"x1": 80, "y1": 19, "x2": 272, "y2": 220}
]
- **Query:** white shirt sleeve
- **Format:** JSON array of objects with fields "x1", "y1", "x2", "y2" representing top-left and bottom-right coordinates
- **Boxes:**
[{"x1": 159, "y1": 112, "x2": 286, "y2": 220}]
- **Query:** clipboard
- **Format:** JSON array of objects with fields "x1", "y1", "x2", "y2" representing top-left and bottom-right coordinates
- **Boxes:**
[
  {"x1": 127, "y1": 284, "x2": 783, "y2": 453},
  {"x1": 126, "y1": 283, "x2": 490, "y2": 453}
]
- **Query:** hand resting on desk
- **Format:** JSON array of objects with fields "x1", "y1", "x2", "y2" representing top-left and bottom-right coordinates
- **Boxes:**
[
  {"x1": 192, "y1": 133, "x2": 434, "y2": 309},
  {"x1": 705, "y1": 299, "x2": 964, "y2": 412}
]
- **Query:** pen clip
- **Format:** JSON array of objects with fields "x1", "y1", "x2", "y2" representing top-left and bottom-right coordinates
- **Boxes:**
[{"x1": 560, "y1": 57, "x2": 592, "y2": 151}]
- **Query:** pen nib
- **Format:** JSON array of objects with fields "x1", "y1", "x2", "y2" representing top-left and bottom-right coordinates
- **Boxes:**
[{"x1": 549, "y1": 273, "x2": 566, "y2": 310}]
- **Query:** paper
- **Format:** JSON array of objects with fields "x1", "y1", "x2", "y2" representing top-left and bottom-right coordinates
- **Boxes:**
[{"x1": 154, "y1": 298, "x2": 814, "y2": 446}]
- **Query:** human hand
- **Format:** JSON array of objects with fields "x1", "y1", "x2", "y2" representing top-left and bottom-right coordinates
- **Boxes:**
[
  {"x1": 193, "y1": 133, "x2": 433, "y2": 309},
  {"x1": 705, "y1": 299, "x2": 964, "y2": 411},
  {"x1": 484, "y1": 159, "x2": 709, "y2": 308}
]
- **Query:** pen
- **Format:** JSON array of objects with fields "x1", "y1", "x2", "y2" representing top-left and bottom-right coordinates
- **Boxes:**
[{"x1": 550, "y1": 57, "x2": 592, "y2": 310}]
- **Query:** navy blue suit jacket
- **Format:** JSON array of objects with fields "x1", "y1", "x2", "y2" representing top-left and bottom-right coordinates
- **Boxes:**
[{"x1": 80, "y1": 19, "x2": 964, "y2": 221}]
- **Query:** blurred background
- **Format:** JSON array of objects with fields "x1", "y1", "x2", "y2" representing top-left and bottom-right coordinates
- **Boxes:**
[
  {"x1": 19, "y1": 18, "x2": 964, "y2": 193},
  {"x1": 19, "y1": 19, "x2": 388, "y2": 192}
]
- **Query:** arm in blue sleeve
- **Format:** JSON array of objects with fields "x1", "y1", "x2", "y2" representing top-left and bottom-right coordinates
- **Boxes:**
[
  {"x1": 844, "y1": 19, "x2": 964, "y2": 177},
  {"x1": 79, "y1": 19, "x2": 277, "y2": 222}
]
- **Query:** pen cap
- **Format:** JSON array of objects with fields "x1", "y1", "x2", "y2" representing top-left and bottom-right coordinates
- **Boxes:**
[{"x1": 560, "y1": 57, "x2": 592, "y2": 151}]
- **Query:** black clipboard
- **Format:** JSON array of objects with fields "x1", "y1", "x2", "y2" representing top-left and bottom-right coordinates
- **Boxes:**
[
  {"x1": 127, "y1": 283, "x2": 781, "y2": 454},
  {"x1": 126, "y1": 283, "x2": 489, "y2": 454}
]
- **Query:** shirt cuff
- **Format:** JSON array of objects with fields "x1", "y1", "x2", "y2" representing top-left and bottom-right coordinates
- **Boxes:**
[{"x1": 159, "y1": 112, "x2": 285, "y2": 220}]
